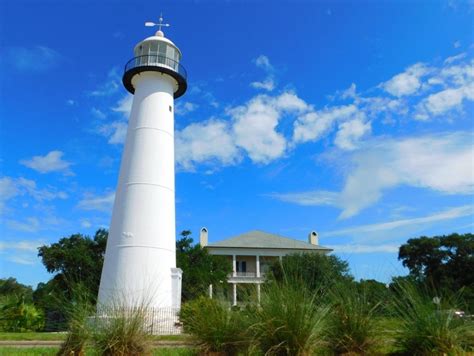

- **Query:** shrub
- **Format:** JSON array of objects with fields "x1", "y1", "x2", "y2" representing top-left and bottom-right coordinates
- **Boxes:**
[
  {"x1": 57, "y1": 287, "x2": 95, "y2": 356},
  {"x1": 92, "y1": 305, "x2": 154, "y2": 356},
  {"x1": 248, "y1": 281, "x2": 329, "y2": 356},
  {"x1": 391, "y1": 282, "x2": 474, "y2": 355},
  {"x1": 325, "y1": 283, "x2": 382, "y2": 354},
  {"x1": 0, "y1": 295, "x2": 44, "y2": 332},
  {"x1": 180, "y1": 296, "x2": 247, "y2": 355}
]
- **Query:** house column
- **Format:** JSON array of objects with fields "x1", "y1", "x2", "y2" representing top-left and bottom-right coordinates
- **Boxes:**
[
  {"x1": 232, "y1": 283, "x2": 237, "y2": 306},
  {"x1": 257, "y1": 284, "x2": 261, "y2": 304},
  {"x1": 209, "y1": 284, "x2": 213, "y2": 299},
  {"x1": 232, "y1": 254, "x2": 237, "y2": 277},
  {"x1": 256, "y1": 255, "x2": 260, "y2": 278}
]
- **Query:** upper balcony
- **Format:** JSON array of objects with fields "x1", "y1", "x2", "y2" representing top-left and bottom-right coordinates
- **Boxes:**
[{"x1": 122, "y1": 54, "x2": 187, "y2": 98}]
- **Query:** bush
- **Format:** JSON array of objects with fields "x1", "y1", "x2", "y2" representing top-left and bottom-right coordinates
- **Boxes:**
[
  {"x1": 57, "y1": 287, "x2": 95, "y2": 356},
  {"x1": 180, "y1": 296, "x2": 247, "y2": 355},
  {"x1": 0, "y1": 295, "x2": 44, "y2": 332},
  {"x1": 92, "y1": 305, "x2": 154, "y2": 356},
  {"x1": 326, "y1": 283, "x2": 382, "y2": 354},
  {"x1": 248, "y1": 281, "x2": 329, "y2": 356},
  {"x1": 391, "y1": 282, "x2": 474, "y2": 355}
]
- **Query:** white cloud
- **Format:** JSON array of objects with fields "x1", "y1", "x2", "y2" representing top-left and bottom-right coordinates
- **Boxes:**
[
  {"x1": 92, "y1": 107, "x2": 107, "y2": 119},
  {"x1": 6, "y1": 217, "x2": 40, "y2": 233},
  {"x1": 229, "y1": 92, "x2": 308, "y2": 163},
  {"x1": 113, "y1": 94, "x2": 133, "y2": 116},
  {"x1": 251, "y1": 79, "x2": 275, "y2": 91},
  {"x1": 0, "y1": 177, "x2": 68, "y2": 214},
  {"x1": 271, "y1": 132, "x2": 474, "y2": 218},
  {"x1": 175, "y1": 101, "x2": 198, "y2": 115},
  {"x1": 334, "y1": 118, "x2": 371, "y2": 150},
  {"x1": 254, "y1": 55, "x2": 273, "y2": 71},
  {"x1": 98, "y1": 121, "x2": 128, "y2": 145},
  {"x1": 251, "y1": 55, "x2": 276, "y2": 91},
  {"x1": 327, "y1": 244, "x2": 400, "y2": 254},
  {"x1": 77, "y1": 191, "x2": 115, "y2": 213},
  {"x1": 5, "y1": 46, "x2": 61, "y2": 72},
  {"x1": 444, "y1": 52, "x2": 467, "y2": 65},
  {"x1": 175, "y1": 119, "x2": 240, "y2": 170},
  {"x1": 89, "y1": 67, "x2": 120, "y2": 96},
  {"x1": 325, "y1": 205, "x2": 473, "y2": 237},
  {"x1": 454, "y1": 40, "x2": 461, "y2": 48},
  {"x1": 81, "y1": 219, "x2": 92, "y2": 228},
  {"x1": 292, "y1": 104, "x2": 358, "y2": 143},
  {"x1": 416, "y1": 84, "x2": 474, "y2": 119},
  {"x1": 20, "y1": 151, "x2": 73, "y2": 175},
  {"x1": 0, "y1": 239, "x2": 44, "y2": 252},
  {"x1": 382, "y1": 63, "x2": 431, "y2": 97}
]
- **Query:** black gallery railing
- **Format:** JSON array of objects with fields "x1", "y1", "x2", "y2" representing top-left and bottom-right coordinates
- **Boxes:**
[{"x1": 124, "y1": 55, "x2": 187, "y2": 81}]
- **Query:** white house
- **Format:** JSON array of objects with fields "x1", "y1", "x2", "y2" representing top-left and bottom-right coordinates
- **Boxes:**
[{"x1": 200, "y1": 228, "x2": 332, "y2": 305}]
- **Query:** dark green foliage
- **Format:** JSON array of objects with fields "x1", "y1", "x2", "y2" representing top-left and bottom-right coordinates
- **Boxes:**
[
  {"x1": 326, "y1": 282, "x2": 382, "y2": 354},
  {"x1": 269, "y1": 252, "x2": 353, "y2": 293},
  {"x1": 0, "y1": 295, "x2": 44, "y2": 332},
  {"x1": 0, "y1": 278, "x2": 33, "y2": 302},
  {"x1": 390, "y1": 281, "x2": 474, "y2": 355},
  {"x1": 176, "y1": 231, "x2": 232, "y2": 302},
  {"x1": 38, "y1": 229, "x2": 107, "y2": 302},
  {"x1": 180, "y1": 296, "x2": 248, "y2": 354},
  {"x1": 399, "y1": 233, "x2": 474, "y2": 311}
]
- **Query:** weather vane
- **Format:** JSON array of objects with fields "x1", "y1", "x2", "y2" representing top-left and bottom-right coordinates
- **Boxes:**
[{"x1": 145, "y1": 13, "x2": 170, "y2": 32}]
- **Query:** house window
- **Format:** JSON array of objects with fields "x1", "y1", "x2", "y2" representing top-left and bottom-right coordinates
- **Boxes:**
[{"x1": 236, "y1": 261, "x2": 247, "y2": 273}]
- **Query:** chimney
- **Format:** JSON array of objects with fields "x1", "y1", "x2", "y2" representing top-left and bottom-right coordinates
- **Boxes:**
[
  {"x1": 200, "y1": 227, "x2": 208, "y2": 247},
  {"x1": 308, "y1": 231, "x2": 319, "y2": 245}
]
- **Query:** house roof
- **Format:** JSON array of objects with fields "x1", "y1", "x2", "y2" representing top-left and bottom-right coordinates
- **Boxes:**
[{"x1": 206, "y1": 230, "x2": 332, "y2": 251}]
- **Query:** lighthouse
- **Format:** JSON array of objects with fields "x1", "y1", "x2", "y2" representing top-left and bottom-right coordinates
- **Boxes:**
[{"x1": 98, "y1": 17, "x2": 186, "y2": 310}]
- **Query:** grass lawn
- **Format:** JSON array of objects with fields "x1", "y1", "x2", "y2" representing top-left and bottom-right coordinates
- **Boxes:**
[
  {"x1": 0, "y1": 332, "x2": 193, "y2": 342},
  {"x1": 0, "y1": 347, "x2": 197, "y2": 355}
]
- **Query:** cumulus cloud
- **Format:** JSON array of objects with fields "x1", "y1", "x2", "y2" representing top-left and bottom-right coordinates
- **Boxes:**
[
  {"x1": 77, "y1": 191, "x2": 115, "y2": 213},
  {"x1": 112, "y1": 94, "x2": 133, "y2": 116},
  {"x1": 175, "y1": 101, "x2": 198, "y2": 115},
  {"x1": 293, "y1": 104, "x2": 358, "y2": 143},
  {"x1": 98, "y1": 121, "x2": 128, "y2": 145},
  {"x1": 334, "y1": 118, "x2": 371, "y2": 150},
  {"x1": 229, "y1": 92, "x2": 309, "y2": 163},
  {"x1": 175, "y1": 119, "x2": 241, "y2": 170},
  {"x1": 251, "y1": 55, "x2": 276, "y2": 92},
  {"x1": 381, "y1": 63, "x2": 431, "y2": 97},
  {"x1": 271, "y1": 132, "x2": 474, "y2": 218},
  {"x1": 20, "y1": 151, "x2": 73, "y2": 175}
]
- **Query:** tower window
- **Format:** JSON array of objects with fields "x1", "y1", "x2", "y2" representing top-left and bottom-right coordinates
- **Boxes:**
[{"x1": 169, "y1": 105, "x2": 172, "y2": 112}]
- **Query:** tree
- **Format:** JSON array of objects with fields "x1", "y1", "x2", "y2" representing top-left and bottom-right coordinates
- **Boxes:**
[
  {"x1": 38, "y1": 229, "x2": 108, "y2": 301},
  {"x1": 176, "y1": 231, "x2": 232, "y2": 301},
  {"x1": 269, "y1": 253, "x2": 353, "y2": 292},
  {"x1": 0, "y1": 278, "x2": 33, "y2": 303},
  {"x1": 398, "y1": 233, "x2": 474, "y2": 311}
]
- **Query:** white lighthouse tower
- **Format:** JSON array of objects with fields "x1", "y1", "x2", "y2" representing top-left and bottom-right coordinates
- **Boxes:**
[{"x1": 98, "y1": 17, "x2": 186, "y2": 310}]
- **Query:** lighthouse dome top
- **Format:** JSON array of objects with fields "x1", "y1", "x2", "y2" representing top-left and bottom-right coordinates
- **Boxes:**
[{"x1": 133, "y1": 32, "x2": 182, "y2": 58}]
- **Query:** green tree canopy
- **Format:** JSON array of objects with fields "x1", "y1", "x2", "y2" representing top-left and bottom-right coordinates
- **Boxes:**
[
  {"x1": 0, "y1": 278, "x2": 33, "y2": 303},
  {"x1": 269, "y1": 252, "x2": 353, "y2": 292},
  {"x1": 398, "y1": 233, "x2": 474, "y2": 311},
  {"x1": 37, "y1": 229, "x2": 107, "y2": 301},
  {"x1": 176, "y1": 231, "x2": 232, "y2": 302}
]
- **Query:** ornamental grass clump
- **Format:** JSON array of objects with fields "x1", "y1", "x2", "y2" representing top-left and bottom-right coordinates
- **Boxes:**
[
  {"x1": 92, "y1": 304, "x2": 154, "y2": 356},
  {"x1": 391, "y1": 282, "x2": 474, "y2": 355},
  {"x1": 325, "y1": 283, "x2": 382, "y2": 355},
  {"x1": 248, "y1": 280, "x2": 329, "y2": 356},
  {"x1": 180, "y1": 296, "x2": 248, "y2": 355}
]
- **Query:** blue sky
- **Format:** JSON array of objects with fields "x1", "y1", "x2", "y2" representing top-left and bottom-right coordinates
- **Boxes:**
[{"x1": 0, "y1": 0, "x2": 473, "y2": 287}]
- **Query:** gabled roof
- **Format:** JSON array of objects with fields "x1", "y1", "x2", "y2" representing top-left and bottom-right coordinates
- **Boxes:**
[{"x1": 206, "y1": 230, "x2": 332, "y2": 251}]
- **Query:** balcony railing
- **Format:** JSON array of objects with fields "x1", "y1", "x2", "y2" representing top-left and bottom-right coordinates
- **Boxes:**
[
  {"x1": 229, "y1": 272, "x2": 266, "y2": 278},
  {"x1": 124, "y1": 55, "x2": 187, "y2": 82}
]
